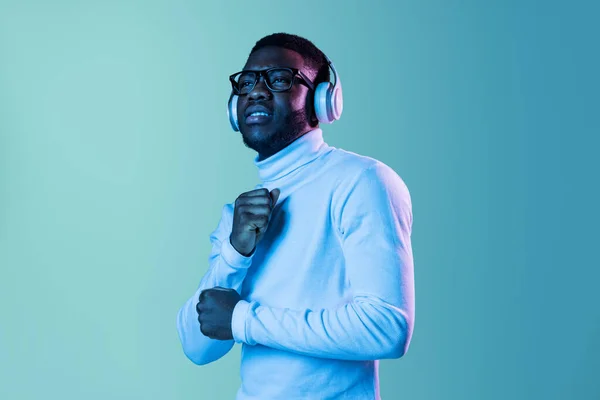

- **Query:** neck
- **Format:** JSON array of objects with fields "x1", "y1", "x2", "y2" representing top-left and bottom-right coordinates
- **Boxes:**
[
  {"x1": 254, "y1": 128, "x2": 329, "y2": 182},
  {"x1": 257, "y1": 130, "x2": 305, "y2": 162}
]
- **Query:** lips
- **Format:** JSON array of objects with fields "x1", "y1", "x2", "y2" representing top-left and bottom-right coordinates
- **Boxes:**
[
  {"x1": 245, "y1": 104, "x2": 273, "y2": 118},
  {"x1": 244, "y1": 105, "x2": 274, "y2": 125}
]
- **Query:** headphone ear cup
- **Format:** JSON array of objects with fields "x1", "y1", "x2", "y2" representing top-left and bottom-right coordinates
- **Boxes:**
[
  {"x1": 314, "y1": 80, "x2": 343, "y2": 124},
  {"x1": 330, "y1": 84, "x2": 343, "y2": 121},
  {"x1": 314, "y1": 82, "x2": 334, "y2": 124},
  {"x1": 227, "y1": 93, "x2": 239, "y2": 131}
]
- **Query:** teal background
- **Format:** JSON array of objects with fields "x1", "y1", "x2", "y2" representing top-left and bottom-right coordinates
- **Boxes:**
[{"x1": 1, "y1": 0, "x2": 598, "y2": 399}]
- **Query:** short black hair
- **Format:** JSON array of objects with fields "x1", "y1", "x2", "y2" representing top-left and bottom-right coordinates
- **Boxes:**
[{"x1": 249, "y1": 33, "x2": 331, "y2": 87}]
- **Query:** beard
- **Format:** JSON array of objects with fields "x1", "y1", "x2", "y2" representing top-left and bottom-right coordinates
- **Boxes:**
[{"x1": 240, "y1": 109, "x2": 311, "y2": 160}]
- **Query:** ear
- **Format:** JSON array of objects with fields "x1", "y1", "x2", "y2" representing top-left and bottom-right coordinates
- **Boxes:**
[
  {"x1": 309, "y1": 113, "x2": 319, "y2": 127},
  {"x1": 306, "y1": 101, "x2": 318, "y2": 127},
  {"x1": 304, "y1": 91, "x2": 319, "y2": 126}
]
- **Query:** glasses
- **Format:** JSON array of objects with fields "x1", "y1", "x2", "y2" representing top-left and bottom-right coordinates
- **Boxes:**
[{"x1": 229, "y1": 67, "x2": 315, "y2": 95}]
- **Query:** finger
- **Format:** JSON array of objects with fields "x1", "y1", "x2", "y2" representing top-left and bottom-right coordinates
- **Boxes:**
[
  {"x1": 200, "y1": 327, "x2": 214, "y2": 339},
  {"x1": 199, "y1": 322, "x2": 215, "y2": 338},
  {"x1": 236, "y1": 195, "x2": 272, "y2": 207},
  {"x1": 239, "y1": 204, "x2": 272, "y2": 217},
  {"x1": 239, "y1": 188, "x2": 269, "y2": 198},
  {"x1": 247, "y1": 215, "x2": 269, "y2": 230},
  {"x1": 270, "y1": 188, "x2": 280, "y2": 206},
  {"x1": 199, "y1": 320, "x2": 209, "y2": 336}
]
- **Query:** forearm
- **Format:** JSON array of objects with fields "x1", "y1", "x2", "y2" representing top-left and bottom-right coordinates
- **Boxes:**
[
  {"x1": 231, "y1": 294, "x2": 413, "y2": 361},
  {"x1": 177, "y1": 286, "x2": 235, "y2": 365},
  {"x1": 177, "y1": 237, "x2": 253, "y2": 365}
]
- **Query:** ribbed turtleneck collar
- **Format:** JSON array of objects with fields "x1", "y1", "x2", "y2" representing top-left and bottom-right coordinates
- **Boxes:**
[{"x1": 254, "y1": 128, "x2": 328, "y2": 182}]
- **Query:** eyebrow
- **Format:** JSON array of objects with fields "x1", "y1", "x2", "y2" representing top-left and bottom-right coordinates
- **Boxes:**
[
  {"x1": 242, "y1": 64, "x2": 276, "y2": 71},
  {"x1": 243, "y1": 65, "x2": 300, "y2": 71}
]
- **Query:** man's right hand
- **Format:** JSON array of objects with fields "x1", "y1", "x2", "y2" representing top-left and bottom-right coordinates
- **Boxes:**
[{"x1": 230, "y1": 188, "x2": 281, "y2": 256}]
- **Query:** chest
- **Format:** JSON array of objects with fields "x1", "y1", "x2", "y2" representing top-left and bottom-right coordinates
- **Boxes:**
[{"x1": 240, "y1": 190, "x2": 350, "y2": 309}]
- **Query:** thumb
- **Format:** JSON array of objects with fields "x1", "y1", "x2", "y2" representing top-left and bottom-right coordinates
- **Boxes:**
[{"x1": 270, "y1": 188, "x2": 281, "y2": 206}]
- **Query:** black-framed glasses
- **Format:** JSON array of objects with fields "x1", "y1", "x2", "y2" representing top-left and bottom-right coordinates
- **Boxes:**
[{"x1": 229, "y1": 67, "x2": 315, "y2": 95}]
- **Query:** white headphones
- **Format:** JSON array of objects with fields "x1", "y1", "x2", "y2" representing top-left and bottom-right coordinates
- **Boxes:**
[{"x1": 227, "y1": 54, "x2": 343, "y2": 132}]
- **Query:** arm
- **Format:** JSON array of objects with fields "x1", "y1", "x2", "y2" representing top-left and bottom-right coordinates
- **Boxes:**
[
  {"x1": 176, "y1": 203, "x2": 254, "y2": 365},
  {"x1": 230, "y1": 163, "x2": 415, "y2": 361}
]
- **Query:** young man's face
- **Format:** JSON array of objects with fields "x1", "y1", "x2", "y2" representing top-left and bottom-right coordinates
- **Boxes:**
[{"x1": 236, "y1": 46, "x2": 317, "y2": 161}]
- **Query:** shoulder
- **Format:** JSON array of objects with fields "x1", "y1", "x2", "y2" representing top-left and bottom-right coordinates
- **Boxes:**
[
  {"x1": 328, "y1": 147, "x2": 411, "y2": 203},
  {"x1": 324, "y1": 147, "x2": 378, "y2": 177},
  {"x1": 328, "y1": 149, "x2": 412, "y2": 229}
]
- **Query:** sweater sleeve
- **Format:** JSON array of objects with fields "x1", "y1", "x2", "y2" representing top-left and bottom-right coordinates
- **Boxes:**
[
  {"x1": 230, "y1": 163, "x2": 415, "y2": 361},
  {"x1": 176, "y1": 203, "x2": 255, "y2": 365}
]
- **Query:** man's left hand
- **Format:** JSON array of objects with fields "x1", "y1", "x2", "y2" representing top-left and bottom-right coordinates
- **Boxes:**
[{"x1": 196, "y1": 287, "x2": 241, "y2": 341}]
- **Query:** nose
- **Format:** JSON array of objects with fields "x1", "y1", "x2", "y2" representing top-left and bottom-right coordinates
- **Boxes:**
[{"x1": 248, "y1": 75, "x2": 272, "y2": 101}]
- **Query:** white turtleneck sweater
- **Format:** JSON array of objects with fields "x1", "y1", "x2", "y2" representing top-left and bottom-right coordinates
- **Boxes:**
[{"x1": 176, "y1": 128, "x2": 415, "y2": 400}]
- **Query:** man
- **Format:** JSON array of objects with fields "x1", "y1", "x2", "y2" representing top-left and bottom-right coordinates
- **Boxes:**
[{"x1": 176, "y1": 32, "x2": 415, "y2": 400}]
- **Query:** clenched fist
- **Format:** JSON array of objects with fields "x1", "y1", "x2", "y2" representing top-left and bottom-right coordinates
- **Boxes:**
[
  {"x1": 230, "y1": 188, "x2": 280, "y2": 256},
  {"x1": 196, "y1": 287, "x2": 241, "y2": 341}
]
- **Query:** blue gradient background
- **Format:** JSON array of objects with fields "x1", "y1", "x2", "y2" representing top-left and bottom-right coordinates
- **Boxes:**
[{"x1": 1, "y1": 1, "x2": 598, "y2": 399}]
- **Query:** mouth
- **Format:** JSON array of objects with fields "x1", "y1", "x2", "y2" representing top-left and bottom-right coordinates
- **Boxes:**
[{"x1": 245, "y1": 105, "x2": 274, "y2": 125}]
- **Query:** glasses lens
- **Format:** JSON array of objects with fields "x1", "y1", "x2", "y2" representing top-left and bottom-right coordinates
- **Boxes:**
[
  {"x1": 232, "y1": 69, "x2": 295, "y2": 94},
  {"x1": 267, "y1": 69, "x2": 294, "y2": 91},
  {"x1": 234, "y1": 71, "x2": 257, "y2": 94}
]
